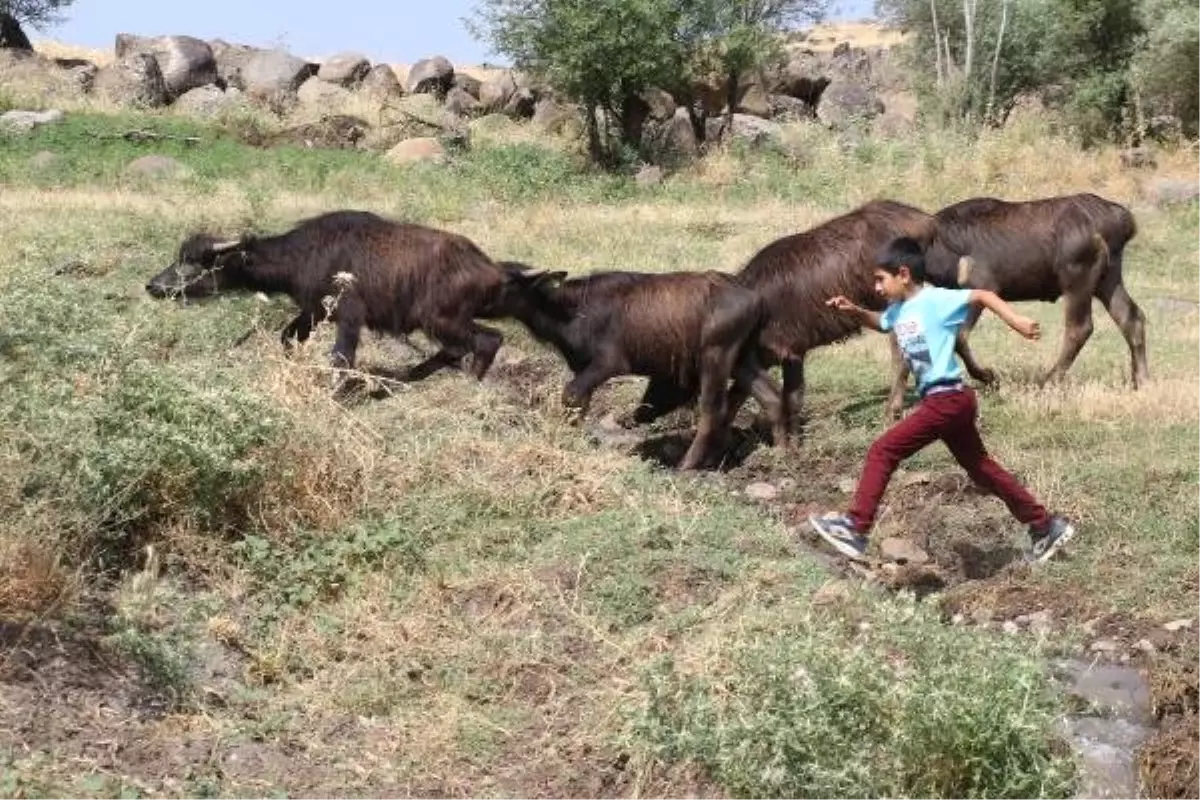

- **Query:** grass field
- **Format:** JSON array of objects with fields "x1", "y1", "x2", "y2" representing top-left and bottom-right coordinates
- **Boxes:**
[{"x1": 0, "y1": 101, "x2": 1196, "y2": 797}]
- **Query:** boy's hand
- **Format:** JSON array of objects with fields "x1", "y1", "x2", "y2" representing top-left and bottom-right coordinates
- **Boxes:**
[
  {"x1": 1013, "y1": 316, "x2": 1041, "y2": 340},
  {"x1": 826, "y1": 296, "x2": 858, "y2": 313}
]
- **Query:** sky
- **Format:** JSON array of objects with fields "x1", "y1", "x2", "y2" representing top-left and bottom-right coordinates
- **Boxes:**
[{"x1": 39, "y1": 0, "x2": 877, "y2": 66}]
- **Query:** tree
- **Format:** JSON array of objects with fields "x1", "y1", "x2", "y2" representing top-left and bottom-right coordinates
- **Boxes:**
[
  {"x1": 469, "y1": 0, "x2": 690, "y2": 166},
  {"x1": 878, "y1": 0, "x2": 1147, "y2": 140},
  {"x1": 877, "y1": 0, "x2": 1048, "y2": 126},
  {"x1": 0, "y1": 0, "x2": 76, "y2": 28},
  {"x1": 469, "y1": 0, "x2": 828, "y2": 166},
  {"x1": 1130, "y1": 0, "x2": 1198, "y2": 138},
  {"x1": 684, "y1": 0, "x2": 827, "y2": 141}
]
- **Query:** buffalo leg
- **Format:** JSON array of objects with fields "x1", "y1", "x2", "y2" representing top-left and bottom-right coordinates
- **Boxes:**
[
  {"x1": 280, "y1": 308, "x2": 327, "y2": 352},
  {"x1": 562, "y1": 360, "x2": 622, "y2": 423},
  {"x1": 329, "y1": 321, "x2": 363, "y2": 392},
  {"x1": 625, "y1": 377, "x2": 691, "y2": 427},
  {"x1": 1041, "y1": 291, "x2": 1094, "y2": 385},
  {"x1": 680, "y1": 345, "x2": 741, "y2": 470},
  {"x1": 732, "y1": 357, "x2": 786, "y2": 447},
  {"x1": 419, "y1": 317, "x2": 504, "y2": 381},
  {"x1": 1096, "y1": 266, "x2": 1149, "y2": 389},
  {"x1": 405, "y1": 346, "x2": 468, "y2": 381},
  {"x1": 779, "y1": 356, "x2": 806, "y2": 435},
  {"x1": 954, "y1": 304, "x2": 997, "y2": 385},
  {"x1": 466, "y1": 323, "x2": 504, "y2": 380},
  {"x1": 885, "y1": 334, "x2": 909, "y2": 421}
]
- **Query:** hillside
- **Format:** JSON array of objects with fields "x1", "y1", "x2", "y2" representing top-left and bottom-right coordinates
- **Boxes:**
[{"x1": 1, "y1": 23, "x2": 1198, "y2": 800}]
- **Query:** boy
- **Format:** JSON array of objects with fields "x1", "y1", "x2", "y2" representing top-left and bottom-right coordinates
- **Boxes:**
[{"x1": 809, "y1": 236, "x2": 1076, "y2": 564}]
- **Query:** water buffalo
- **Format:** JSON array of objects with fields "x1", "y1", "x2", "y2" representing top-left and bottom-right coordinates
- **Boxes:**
[
  {"x1": 918, "y1": 193, "x2": 1148, "y2": 389},
  {"x1": 729, "y1": 199, "x2": 939, "y2": 431},
  {"x1": 146, "y1": 210, "x2": 520, "y2": 383},
  {"x1": 500, "y1": 264, "x2": 783, "y2": 470}
]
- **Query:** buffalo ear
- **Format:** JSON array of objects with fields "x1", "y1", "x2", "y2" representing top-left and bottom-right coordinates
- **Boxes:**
[{"x1": 532, "y1": 270, "x2": 568, "y2": 289}]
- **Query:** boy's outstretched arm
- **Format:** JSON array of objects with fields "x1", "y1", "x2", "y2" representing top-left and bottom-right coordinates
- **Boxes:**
[
  {"x1": 826, "y1": 296, "x2": 883, "y2": 331},
  {"x1": 969, "y1": 290, "x2": 1041, "y2": 340}
]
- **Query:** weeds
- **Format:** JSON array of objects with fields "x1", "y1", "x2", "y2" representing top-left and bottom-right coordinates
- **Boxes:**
[{"x1": 631, "y1": 600, "x2": 1076, "y2": 798}]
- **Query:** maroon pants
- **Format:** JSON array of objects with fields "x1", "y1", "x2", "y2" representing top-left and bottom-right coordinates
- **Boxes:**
[{"x1": 848, "y1": 386, "x2": 1049, "y2": 533}]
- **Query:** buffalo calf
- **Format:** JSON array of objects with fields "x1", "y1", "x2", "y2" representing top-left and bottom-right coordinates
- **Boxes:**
[
  {"x1": 501, "y1": 265, "x2": 783, "y2": 470},
  {"x1": 146, "y1": 211, "x2": 519, "y2": 384}
]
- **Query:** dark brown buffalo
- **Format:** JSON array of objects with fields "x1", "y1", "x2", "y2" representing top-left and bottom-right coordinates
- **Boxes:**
[
  {"x1": 919, "y1": 193, "x2": 1148, "y2": 389},
  {"x1": 146, "y1": 210, "x2": 519, "y2": 383},
  {"x1": 731, "y1": 199, "x2": 939, "y2": 430},
  {"x1": 500, "y1": 264, "x2": 783, "y2": 470}
]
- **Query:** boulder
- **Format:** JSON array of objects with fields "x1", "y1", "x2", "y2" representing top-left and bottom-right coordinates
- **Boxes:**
[
  {"x1": 817, "y1": 79, "x2": 883, "y2": 128},
  {"x1": 0, "y1": 108, "x2": 65, "y2": 133},
  {"x1": 478, "y1": 70, "x2": 517, "y2": 113},
  {"x1": 1145, "y1": 178, "x2": 1200, "y2": 207},
  {"x1": 240, "y1": 49, "x2": 316, "y2": 101},
  {"x1": 531, "y1": 98, "x2": 579, "y2": 134},
  {"x1": 173, "y1": 84, "x2": 245, "y2": 118},
  {"x1": 115, "y1": 34, "x2": 217, "y2": 99},
  {"x1": 642, "y1": 87, "x2": 676, "y2": 122},
  {"x1": 361, "y1": 63, "x2": 402, "y2": 99},
  {"x1": 93, "y1": 53, "x2": 169, "y2": 108},
  {"x1": 209, "y1": 39, "x2": 257, "y2": 89},
  {"x1": 405, "y1": 56, "x2": 454, "y2": 96},
  {"x1": 705, "y1": 113, "x2": 782, "y2": 148},
  {"x1": 444, "y1": 86, "x2": 480, "y2": 117},
  {"x1": 274, "y1": 115, "x2": 369, "y2": 150},
  {"x1": 385, "y1": 137, "x2": 446, "y2": 165},
  {"x1": 504, "y1": 87, "x2": 537, "y2": 119},
  {"x1": 296, "y1": 75, "x2": 353, "y2": 110},
  {"x1": 735, "y1": 83, "x2": 772, "y2": 118},
  {"x1": 643, "y1": 107, "x2": 699, "y2": 168},
  {"x1": 769, "y1": 94, "x2": 814, "y2": 121},
  {"x1": 452, "y1": 72, "x2": 482, "y2": 99},
  {"x1": 317, "y1": 51, "x2": 370, "y2": 87}
]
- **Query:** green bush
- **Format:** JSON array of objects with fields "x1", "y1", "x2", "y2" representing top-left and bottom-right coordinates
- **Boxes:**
[{"x1": 631, "y1": 600, "x2": 1074, "y2": 798}]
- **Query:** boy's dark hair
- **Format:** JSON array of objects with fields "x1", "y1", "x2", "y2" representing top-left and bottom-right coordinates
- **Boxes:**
[{"x1": 875, "y1": 236, "x2": 926, "y2": 282}]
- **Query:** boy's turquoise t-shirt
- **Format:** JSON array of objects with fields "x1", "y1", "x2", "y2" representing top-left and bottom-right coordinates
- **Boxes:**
[{"x1": 879, "y1": 286, "x2": 972, "y2": 393}]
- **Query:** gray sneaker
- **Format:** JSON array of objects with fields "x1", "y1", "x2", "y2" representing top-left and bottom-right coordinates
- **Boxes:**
[
  {"x1": 1027, "y1": 516, "x2": 1076, "y2": 564},
  {"x1": 809, "y1": 512, "x2": 869, "y2": 561}
]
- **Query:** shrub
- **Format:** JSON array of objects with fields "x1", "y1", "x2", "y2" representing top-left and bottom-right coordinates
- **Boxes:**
[{"x1": 630, "y1": 600, "x2": 1075, "y2": 798}]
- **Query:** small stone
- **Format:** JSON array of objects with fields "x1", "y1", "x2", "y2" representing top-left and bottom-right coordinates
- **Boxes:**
[
  {"x1": 836, "y1": 476, "x2": 857, "y2": 494},
  {"x1": 971, "y1": 608, "x2": 993, "y2": 625},
  {"x1": 1081, "y1": 617, "x2": 1101, "y2": 636},
  {"x1": 1002, "y1": 620, "x2": 1020, "y2": 635},
  {"x1": 950, "y1": 613, "x2": 965, "y2": 626},
  {"x1": 125, "y1": 154, "x2": 191, "y2": 178},
  {"x1": 0, "y1": 108, "x2": 65, "y2": 133},
  {"x1": 811, "y1": 579, "x2": 851, "y2": 607},
  {"x1": 634, "y1": 165, "x2": 663, "y2": 187},
  {"x1": 1026, "y1": 609, "x2": 1053, "y2": 636},
  {"x1": 777, "y1": 478, "x2": 797, "y2": 492},
  {"x1": 897, "y1": 470, "x2": 933, "y2": 487},
  {"x1": 878, "y1": 537, "x2": 929, "y2": 565},
  {"x1": 744, "y1": 482, "x2": 778, "y2": 501},
  {"x1": 1089, "y1": 638, "x2": 1120, "y2": 654},
  {"x1": 1162, "y1": 618, "x2": 1193, "y2": 632},
  {"x1": 1133, "y1": 638, "x2": 1156, "y2": 654},
  {"x1": 384, "y1": 137, "x2": 446, "y2": 165},
  {"x1": 28, "y1": 150, "x2": 59, "y2": 170}
]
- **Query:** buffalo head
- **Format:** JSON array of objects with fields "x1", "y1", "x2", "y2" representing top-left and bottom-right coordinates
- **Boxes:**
[
  {"x1": 145, "y1": 234, "x2": 248, "y2": 299},
  {"x1": 485, "y1": 261, "x2": 569, "y2": 320}
]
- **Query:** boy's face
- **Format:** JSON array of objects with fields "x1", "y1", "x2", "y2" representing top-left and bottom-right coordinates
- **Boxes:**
[{"x1": 874, "y1": 266, "x2": 910, "y2": 301}]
